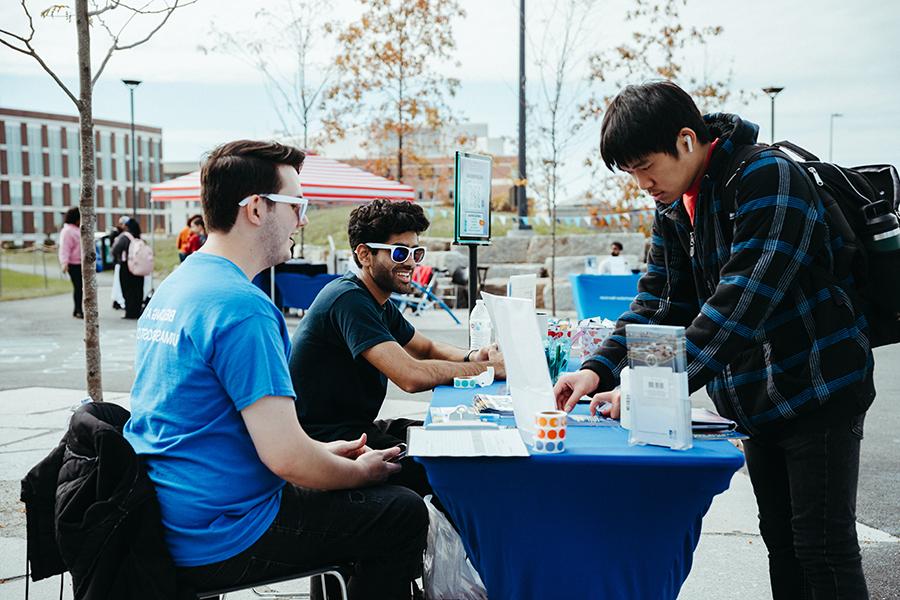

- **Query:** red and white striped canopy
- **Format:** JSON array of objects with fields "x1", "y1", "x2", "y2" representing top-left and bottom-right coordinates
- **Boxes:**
[{"x1": 151, "y1": 154, "x2": 415, "y2": 204}]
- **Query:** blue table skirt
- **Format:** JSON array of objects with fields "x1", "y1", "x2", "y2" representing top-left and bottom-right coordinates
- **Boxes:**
[{"x1": 417, "y1": 382, "x2": 744, "y2": 600}]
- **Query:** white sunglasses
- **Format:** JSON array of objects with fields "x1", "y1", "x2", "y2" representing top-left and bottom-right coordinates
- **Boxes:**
[{"x1": 239, "y1": 193, "x2": 308, "y2": 221}]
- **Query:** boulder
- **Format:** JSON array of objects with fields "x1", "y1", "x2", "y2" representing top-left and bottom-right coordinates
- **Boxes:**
[
  {"x1": 543, "y1": 279, "x2": 575, "y2": 312},
  {"x1": 544, "y1": 254, "x2": 641, "y2": 278},
  {"x1": 477, "y1": 236, "x2": 534, "y2": 263},
  {"x1": 485, "y1": 263, "x2": 545, "y2": 279},
  {"x1": 526, "y1": 232, "x2": 647, "y2": 263}
]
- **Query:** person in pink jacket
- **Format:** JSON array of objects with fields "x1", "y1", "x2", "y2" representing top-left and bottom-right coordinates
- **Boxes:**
[{"x1": 58, "y1": 207, "x2": 83, "y2": 318}]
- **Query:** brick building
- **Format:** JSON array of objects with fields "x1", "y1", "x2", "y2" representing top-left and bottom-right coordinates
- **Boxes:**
[{"x1": 0, "y1": 107, "x2": 163, "y2": 246}]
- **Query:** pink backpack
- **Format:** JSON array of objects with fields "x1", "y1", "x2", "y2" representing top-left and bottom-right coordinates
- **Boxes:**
[{"x1": 121, "y1": 232, "x2": 154, "y2": 276}]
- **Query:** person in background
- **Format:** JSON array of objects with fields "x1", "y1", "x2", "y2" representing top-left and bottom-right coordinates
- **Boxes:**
[
  {"x1": 176, "y1": 214, "x2": 200, "y2": 262},
  {"x1": 111, "y1": 217, "x2": 146, "y2": 319},
  {"x1": 58, "y1": 207, "x2": 83, "y2": 319},
  {"x1": 598, "y1": 241, "x2": 631, "y2": 274},
  {"x1": 185, "y1": 215, "x2": 207, "y2": 255},
  {"x1": 111, "y1": 216, "x2": 128, "y2": 310}
]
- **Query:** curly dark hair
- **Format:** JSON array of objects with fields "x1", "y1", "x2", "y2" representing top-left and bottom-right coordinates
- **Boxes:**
[{"x1": 348, "y1": 199, "x2": 430, "y2": 267}]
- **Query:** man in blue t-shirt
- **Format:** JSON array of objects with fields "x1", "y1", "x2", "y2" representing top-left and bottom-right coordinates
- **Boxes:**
[
  {"x1": 124, "y1": 141, "x2": 427, "y2": 599},
  {"x1": 289, "y1": 199, "x2": 504, "y2": 502}
]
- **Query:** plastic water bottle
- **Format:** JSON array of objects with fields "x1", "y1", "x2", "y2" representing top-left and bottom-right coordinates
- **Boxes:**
[{"x1": 469, "y1": 299, "x2": 492, "y2": 351}]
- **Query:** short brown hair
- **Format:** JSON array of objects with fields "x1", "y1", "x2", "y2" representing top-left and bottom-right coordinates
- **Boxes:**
[{"x1": 200, "y1": 140, "x2": 305, "y2": 233}]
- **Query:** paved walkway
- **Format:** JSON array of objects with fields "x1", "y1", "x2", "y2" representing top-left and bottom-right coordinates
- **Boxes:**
[{"x1": 1, "y1": 287, "x2": 898, "y2": 598}]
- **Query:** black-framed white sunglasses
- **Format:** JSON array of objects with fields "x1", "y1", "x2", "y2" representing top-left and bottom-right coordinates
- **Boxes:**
[
  {"x1": 364, "y1": 243, "x2": 427, "y2": 264},
  {"x1": 239, "y1": 193, "x2": 309, "y2": 221}
]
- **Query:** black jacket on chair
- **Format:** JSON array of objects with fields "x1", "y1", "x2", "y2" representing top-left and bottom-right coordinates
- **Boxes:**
[{"x1": 21, "y1": 402, "x2": 178, "y2": 600}]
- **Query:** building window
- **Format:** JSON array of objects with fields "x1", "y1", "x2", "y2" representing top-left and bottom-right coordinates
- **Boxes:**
[
  {"x1": 48, "y1": 127, "x2": 62, "y2": 177},
  {"x1": 28, "y1": 125, "x2": 42, "y2": 176},
  {"x1": 5, "y1": 123, "x2": 22, "y2": 175},
  {"x1": 32, "y1": 181, "x2": 43, "y2": 205},
  {"x1": 100, "y1": 131, "x2": 112, "y2": 183},
  {"x1": 52, "y1": 182, "x2": 63, "y2": 208},
  {"x1": 67, "y1": 130, "x2": 79, "y2": 181},
  {"x1": 10, "y1": 181, "x2": 23, "y2": 236}
]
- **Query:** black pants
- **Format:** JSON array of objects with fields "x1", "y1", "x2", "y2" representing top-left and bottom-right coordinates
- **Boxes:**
[
  {"x1": 67, "y1": 264, "x2": 82, "y2": 317},
  {"x1": 119, "y1": 266, "x2": 144, "y2": 319},
  {"x1": 310, "y1": 419, "x2": 433, "y2": 500},
  {"x1": 744, "y1": 411, "x2": 869, "y2": 599},
  {"x1": 179, "y1": 484, "x2": 428, "y2": 600}
]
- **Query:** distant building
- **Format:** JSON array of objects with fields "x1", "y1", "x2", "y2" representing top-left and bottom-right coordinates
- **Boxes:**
[
  {"x1": 285, "y1": 122, "x2": 517, "y2": 205},
  {"x1": 0, "y1": 107, "x2": 163, "y2": 245}
]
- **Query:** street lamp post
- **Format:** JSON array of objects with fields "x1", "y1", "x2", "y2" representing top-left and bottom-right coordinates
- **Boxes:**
[
  {"x1": 516, "y1": 0, "x2": 530, "y2": 230},
  {"x1": 122, "y1": 79, "x2": 142, "y2": 222},
  {"x1": 762, "y1": 86, "x2": 784, "y2": 144},
  {"x1": 829, "y1": 112, "x2": 843, "y2": 162}
]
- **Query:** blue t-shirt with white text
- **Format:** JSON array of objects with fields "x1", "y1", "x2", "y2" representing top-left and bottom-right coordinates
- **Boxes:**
[{"x1": 123, "y1": 253, "x2": 295, "y2": 567}]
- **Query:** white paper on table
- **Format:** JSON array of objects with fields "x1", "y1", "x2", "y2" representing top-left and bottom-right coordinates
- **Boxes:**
[
  {"x1": 506, "y1": 273, "x2": 537, "y2": 307},
  {"x1": 407, "y1": 427, "x2": 529, "y2": 457},
  {"x1": 481, "y1": 292, "x2": 555, "y2": 443}
]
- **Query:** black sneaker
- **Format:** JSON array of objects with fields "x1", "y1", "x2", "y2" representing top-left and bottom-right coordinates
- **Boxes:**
[{"x1": 112, "y1": 301, "x2": 122, "y2": 310}]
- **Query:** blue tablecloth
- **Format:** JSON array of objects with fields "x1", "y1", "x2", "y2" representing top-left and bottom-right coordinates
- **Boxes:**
[{"x1": 417, "y1": 382, "x2": 744, "y2": 600}]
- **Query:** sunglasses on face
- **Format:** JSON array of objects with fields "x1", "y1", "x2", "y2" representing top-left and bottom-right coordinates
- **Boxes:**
[
  {"x1": 239, "y1": 193, "x2": 309, "y2": 221},
  {"x1": 364, "y1": 243, "x2": 427, "y2": 264}
]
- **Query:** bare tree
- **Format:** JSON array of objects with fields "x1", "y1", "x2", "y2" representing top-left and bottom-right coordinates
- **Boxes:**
[
  {"x1": 1, "y1": 0, "x2": 195, "y2": 401},
  {"x1": 199, "y1": 0, "x2": 336, "y2": 149},
  {"x1": 529, "y1": 0, "x2": 596, "y2": 316}
]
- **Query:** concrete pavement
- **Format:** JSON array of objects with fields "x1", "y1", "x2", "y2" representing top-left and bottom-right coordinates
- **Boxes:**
[{"x1": 1, "y1": 285, "x2": 898, "y2": 599}]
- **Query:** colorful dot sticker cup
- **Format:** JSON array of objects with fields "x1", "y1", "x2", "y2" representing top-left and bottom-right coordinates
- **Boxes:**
[{"x1": 532, "y1": 410, "x2": 567, "y2": 454}]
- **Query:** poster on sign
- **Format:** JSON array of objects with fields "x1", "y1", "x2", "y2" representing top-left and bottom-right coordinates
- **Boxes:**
[{"x1": 454, "y1": 151, "x2": 492, "y2": 245}]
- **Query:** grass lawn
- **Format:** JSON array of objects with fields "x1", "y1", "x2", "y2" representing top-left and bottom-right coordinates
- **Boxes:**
[{"x1": 0, "y1": 268, "x2": 71, "y2": 301}]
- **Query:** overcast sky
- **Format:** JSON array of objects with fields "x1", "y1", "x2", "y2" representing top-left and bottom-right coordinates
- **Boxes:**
[{"x1": 1, "y1": 0, "x2": 898, "y2": 201}]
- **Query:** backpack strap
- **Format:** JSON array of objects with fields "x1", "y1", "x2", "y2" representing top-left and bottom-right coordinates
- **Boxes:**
[
  {"x1": 720, "y1": 144, "x2": 772, "y2": 217},
  {"x1": 772, "y1": 140, "x2": 820, "y2": 162}
]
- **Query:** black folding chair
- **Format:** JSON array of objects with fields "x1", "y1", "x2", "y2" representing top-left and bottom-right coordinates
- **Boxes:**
[{"x1": 194, "y1": 565, "x2": 349, "y2": 600}]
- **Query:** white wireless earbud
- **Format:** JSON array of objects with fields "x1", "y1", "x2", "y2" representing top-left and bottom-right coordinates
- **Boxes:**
[{"x1": 685, "y1": 135, "x2": 694, "y2": 153}]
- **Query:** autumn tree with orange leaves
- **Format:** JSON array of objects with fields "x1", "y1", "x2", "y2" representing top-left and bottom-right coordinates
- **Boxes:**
[{"x1": 323, "y1": 0, "x2": 465, "y2": 186}]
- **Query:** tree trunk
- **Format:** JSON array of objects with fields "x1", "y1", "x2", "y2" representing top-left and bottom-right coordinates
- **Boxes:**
[{"x1": 75, "y1": 0, "x2": 104, "y2": 401}]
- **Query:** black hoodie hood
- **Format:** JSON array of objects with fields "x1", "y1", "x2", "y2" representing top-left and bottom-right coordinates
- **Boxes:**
[{"x1": 704, "y1": 113, "x2": 760, "y2": 179}]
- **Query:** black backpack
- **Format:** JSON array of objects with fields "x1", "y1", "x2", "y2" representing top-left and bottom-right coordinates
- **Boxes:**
[{"x1": 724, "y1": 140, "x2": 900, "y2": 348}]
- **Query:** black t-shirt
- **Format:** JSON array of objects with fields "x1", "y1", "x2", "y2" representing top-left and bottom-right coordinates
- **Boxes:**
[{"x1": 289, "y1": 273, "x2": 415, "y2": 432}]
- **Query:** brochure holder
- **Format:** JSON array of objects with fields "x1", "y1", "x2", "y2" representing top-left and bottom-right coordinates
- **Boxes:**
[
  {"x1": 620, "y1": 323, "x2": 692, "y2": 450},
  {"x1": 620, "y1": 366, "x2": 692, "y2": 450}
]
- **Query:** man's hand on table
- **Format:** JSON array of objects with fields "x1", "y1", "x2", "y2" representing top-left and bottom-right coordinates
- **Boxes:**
[
  {"x1": 587, "y1": 389, "x2": 621, "y2": 419},
  {"x1": 554, "y1": 370, "x2": 600, "y2": 412},
  {"x1": 470, "y1": 343, "x2": 506, "y2": 379}
]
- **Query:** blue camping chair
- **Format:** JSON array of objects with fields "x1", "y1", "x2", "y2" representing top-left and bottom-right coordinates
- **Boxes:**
[{"x1": 569, "y1": 273, "x2": 641, "y2": 320}]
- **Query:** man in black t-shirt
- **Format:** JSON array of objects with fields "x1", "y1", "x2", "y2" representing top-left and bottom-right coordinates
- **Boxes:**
[{"x1": 289, "y1": 199, "x2": 504, "y2": 498}]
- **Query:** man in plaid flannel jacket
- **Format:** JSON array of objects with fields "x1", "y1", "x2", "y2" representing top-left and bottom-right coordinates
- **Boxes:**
[{"x1": 555, "y1": 81, "x2": 873, "y2": 598}]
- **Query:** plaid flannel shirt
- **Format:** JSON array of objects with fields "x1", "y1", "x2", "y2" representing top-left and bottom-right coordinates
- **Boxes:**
[{"x1": 583, "y1": 114, "x2": 874, "y2": 434}]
